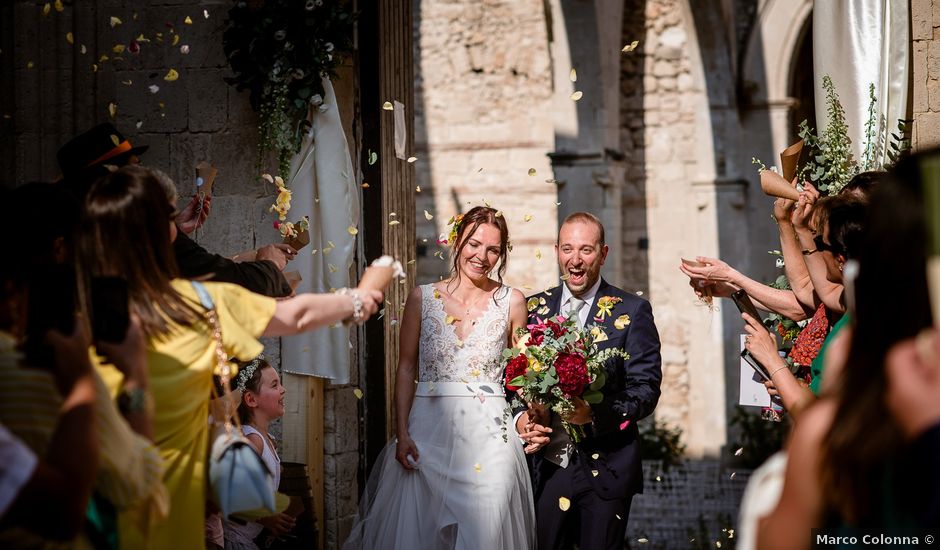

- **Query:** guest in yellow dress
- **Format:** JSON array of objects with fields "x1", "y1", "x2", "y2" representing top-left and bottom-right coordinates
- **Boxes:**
[{"x1": 79, "y1": 166, "x2": 383, "y2": 549}]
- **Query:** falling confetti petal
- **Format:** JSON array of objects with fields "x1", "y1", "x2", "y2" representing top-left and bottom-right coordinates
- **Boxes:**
[
  {"x1": 80, "y1": 44, "x2": 87, "y2": 54},
  {"x1": 730, "y1": 472, "x2": 736, "y2": 479},
  {"x1": 388, "y1": 220, "x2": 400, "y2": 226},
  {"x1": 473, "y1": 463, "x2": 481, "y2": 473},
  {"x1": 570, "y1": 91, "x2": 583, "y2": 101},
  {"x1": 148, "y1": 84, "x2": 159, "y2": 94},
  {"x1": 734, "y1": 447, "x2": 743, "y2": 456},
  {"x1": 99, "y1": 54, "x2": 110, "y2": 62},
  {"x1": 717, "y1": 542, "x2": 722, "y2": 548},
  {"x1": 112, "y1": 44, "x2": 126, "y2": 54},
  {"x1": 164, "y1": 68, "x2": 179, "y2": 81},
  {"x1": 172, "y1": 34, "x2": 180, "y2": 46},
  {"x1": 42, "y1": 4, "x2": 51, "y2": 16},
  {"x1": 108, "y1": 102, "x2": 117, "y2": 118},
  {"x1": 110, "y1": 134, "x2": 120, "y2": 146},
  {"x1": 494, "y1": 210, "x2": 503, "y2": 218},
  {"x1": 136, "y1": 33, "x2": 149, "y2": 43},
  {"x1": 619, "y1": 419, "x2": 631, "y2": 430},
  {"x1": 616, "y1": 514, "x2": 622, "y2": 520},
  {"x1": 353, "y1": 388, "x2": 363, "y2": 399},
  {"x1": 591, "y1": 453, "x2": 599, "y2": 459},
  {"x1": 591, "y1": 470, "x2": 598, "y2": 477},
  {"x1": 656, "y1": 475, "x2": 662, "y2": 481},
  {"x1": 558, "y1": 497, "x2": 571, "y2": 511},
  {"x1": 569, "y1": 68, "x2": 577, "y2": 82},
  {"x1": 382, "y1": 101, "x2": 394, "y2": 110},
  {"x1": 535, "y1": 249, "x2": 542, "y2": 260},
  {"x1": 528, "y1": 168, "x2": 536, "y2": 176},
  {"x1": 110, "y1": 16, "x2": 122, "y2": 28},
  {"x1": 638, "y1": 538, "x2": 648, "y2": 544},
  {"x1": 424, "y1": 210, "x2": 433, "y2": 220},
  {"x1": 121, "y1": 79, "x2": 132, "y2": 85},
  {"x1": 66, "y1": 32, "x2": 74, "y2": 44},
  {"x1": 54, "y1": 0, "x2": 63, "y2": 11},
  {"x1": 622, "y1": 40, "x2": 639, "y2": 53},
  {"x1": 328, "y1": 264, "x2": 337, "y2": 273},
  {"x1": 407, "y1": 156, "x2": 417, "y2": 163},
  {"x1": 445, "y1": 315, "x2": 460, "y2": 325},
  {"x1": 368, "y1": 150, "x2": 377, "y2": 165},
  {"x1": 361, "y1": 182, "x2": 370, "y2": 188},
  {"x1": 416, "y1": 185, "x2": 422, "y2": 193},
  {"x1": 203, "y1": 9, "x2": 209, "y2": 18},
  {"x1": 347, "y1": 226, "x2": 358, "y2": 235},
  {"x1": 184, "y1": 15, "x2": 193, "y2": 24},
  {"x1": 523, "y1": 214, "x2": 533, "y2": 222},
  {"x1": 636, "y1": 291, "x2": 644, "y2": 296}
]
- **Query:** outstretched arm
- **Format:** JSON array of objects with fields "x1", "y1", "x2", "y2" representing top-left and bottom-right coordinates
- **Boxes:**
[{"x1": 263, "y1": 289, "x2": 382, "y2": 337}]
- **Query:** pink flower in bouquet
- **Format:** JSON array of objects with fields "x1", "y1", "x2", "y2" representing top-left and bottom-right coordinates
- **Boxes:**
[
  {"x1": 554, "y1": 352, "x2": 589, "y2": 397},
  {"x1": 528, "y1": 323, "x2": 547, "y2": 346},
  {"x1": 504, "y1": 354, "x2": 528, "y2": 391}
]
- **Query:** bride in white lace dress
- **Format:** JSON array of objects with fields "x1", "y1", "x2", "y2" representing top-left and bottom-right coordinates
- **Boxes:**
[{"x1": 344, "y1": 206, "x2": 537, "y2": 550}]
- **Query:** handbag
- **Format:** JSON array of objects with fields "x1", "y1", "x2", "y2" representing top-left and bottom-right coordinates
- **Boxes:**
[{"x1": 191, "y1": 281, "x2": 276, "y2": 518}]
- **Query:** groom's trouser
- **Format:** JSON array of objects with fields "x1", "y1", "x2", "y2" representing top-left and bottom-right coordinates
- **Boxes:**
[{"x1": 535, "y1": 452, "x2": 634, "y2": 550}]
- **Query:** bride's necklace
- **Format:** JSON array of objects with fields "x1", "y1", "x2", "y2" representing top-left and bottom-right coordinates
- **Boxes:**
[{"x1": 448, "y1": 287, "x2": 490, "y2": 323}]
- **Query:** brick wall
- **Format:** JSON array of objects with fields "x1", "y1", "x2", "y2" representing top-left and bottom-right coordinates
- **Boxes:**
[{"x1": 913, "y1": 0, "x2": 940, "y2": 149}]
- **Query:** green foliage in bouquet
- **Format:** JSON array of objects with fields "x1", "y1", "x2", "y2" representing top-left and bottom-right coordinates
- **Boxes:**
[
  {"x1": 796, "y1": 76, "x2": 855, "y2": 194},
  {"x1": 222, "y1": 0, "x2": 355, "y2": 179}
]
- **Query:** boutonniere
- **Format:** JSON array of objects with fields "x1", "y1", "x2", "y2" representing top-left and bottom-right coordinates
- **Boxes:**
[
  {"x1": 590, "y1": 326, "x2": 608, "y2": 343},
  {"x1": 595, "y1": 296, "x2": 622, "y2": 321},
  {"x1": 614, "y1": 314, "x2": 631, "y2": 330}
]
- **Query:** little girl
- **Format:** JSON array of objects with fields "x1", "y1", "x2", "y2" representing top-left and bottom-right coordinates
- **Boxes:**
[{"x1": 222, "y1": 355, "x2": 295, "y2": 549}]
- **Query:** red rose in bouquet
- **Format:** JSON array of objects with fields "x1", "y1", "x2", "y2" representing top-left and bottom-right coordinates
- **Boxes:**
[
  {"x1": 504, "y1": 354, "x2": 528, "y2": 391},
  {"x1": 554, "y1": 352, "x2": 589, "y2": 397},
  {"x1": 528, "y1": 325, "x2": 546, "y2": 346}
]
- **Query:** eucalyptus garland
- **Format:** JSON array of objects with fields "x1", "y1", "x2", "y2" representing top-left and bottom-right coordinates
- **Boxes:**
[{"x1": 223, "y1": 0, "x2": 355, "y2": 179}]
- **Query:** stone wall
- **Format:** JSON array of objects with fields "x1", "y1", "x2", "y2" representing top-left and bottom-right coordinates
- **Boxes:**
[
  {"x1": 913, "y1": 0, "x2": 940, "y2": 149},
  {"x1": 413, "y1": 0, "x2": 558, "y2": 291}
]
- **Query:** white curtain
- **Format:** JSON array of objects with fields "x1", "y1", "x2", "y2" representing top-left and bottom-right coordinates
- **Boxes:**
[
  {"x1": 280, "y1": 77, "x2": 359, "y2": 382},
  {"x1": 813, "y1": 0, "x2": 910, "y2": 168}
]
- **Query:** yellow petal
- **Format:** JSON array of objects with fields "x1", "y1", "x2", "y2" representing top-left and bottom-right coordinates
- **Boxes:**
[
  {"x1": 110, "y1": 134, "x2": 120, "y2": 146},
  {"x1": 614, "y1": 314, "x2": 631, "y2": 330},
  {"x1": 184, "y1": 15, "x2": 193, "y2": 24},
  {"x1": 523, "y1": 214, "x2": 533, "y2": 222},
  {"x1": 570, "y1": 91, "x2": 583, "y2": 101},
  {"x1": 80, "y1": 44, "x2": 87, "y2": 54},
  {"x1": 416, "y1": 185, "x2": 422, "y2": 193},
  {"x1": 569, "y1": 68, "x2": 577, "y2": 82},
  {"x1": 311, "y1": 249, "x2": 318, "y2": 255},
  {"x1": 455, "y1": 339, "x2": 464, "y2": 348},
  {"x1": 445, "y1": 315, "x2": 460, "y2": 325},
  {"x1": 66, "y1": 32, "x2": 73, "y2": 44},
  {"x1": 473, "y1": 463, "x2": 481, "y2": 473},
  {"x1": 535, "y1": 248, "x2": 542, "y2": 260},
  {"x1": 433, "y1": 290, "x2": 441, "y2": 299},
  {"x1": 42, "y1": 3, "x2": 51, "y2": 16},
  {"x1": 592, "y1": 470, "x2": 599, "y2": 477},
  {"x1": 361, "y1": 182, "x2": 370, "y2": 188},
  {"x1": 108, "y1": 102, "x2": 117, "y2": 118},
  {"x1": 388, "y1": 220, "x2": 400, "y2": 226},
  {"x1": 164, "y1": 68, "x2": 179, "y2": 81},
  {"x1": 328, "y1": 264, "x2": 337, "y2": 273},
  {"x1": 407, "y1": 156, "x2": 417, "y2": 163},
  {"x1": 99, "y1": 54, "x2": 109, "y2": 62},
  {"x1": 172, "y1": 34, "x2": 180, "y2": 46},
  {"x1": 527, "y1": 168, "x2": 536, "y2": 176},
  {"x1": 121, "y1": 79, "x2": 132, "y2": 86},
  {"x1": 622, "y1": 40, "x2": 639, "y2": 53},
  {"x1": 112, "y1": 44, "x2": 125, "y2": 54},
  {"x1": 382, "y1": 101, "x2": 394, "y2": 110},
  {"x1": 53, "y1": 0, "x2": 63, "y2": 11},
  {"x1": 637, "y1": 537, "x2": 648, "y2": 544},
  {"x1": 261, "y1": 173, "x2": 274, "y2": 184},
  {"x1": 353, "y1": 388, "x2": 363, "y2": 399},
  {"x1": 592, "y1": 453, "x2": 600, "y2": 459},
  {"x1": 558, "y1": 497, "x2": 571, "y2": 511},
  {"x1": 109, "y1": 16, "x2": 122, "y2": 27},
  {"x1": 347, "y1": 225, "x2": 358, "y2": 235},
  {"x1": 423, "y1": 210, "x2": 433, "y2": 221},
  {"x1": 494, "y1": 210, "x2": 503, "y2": 218}
]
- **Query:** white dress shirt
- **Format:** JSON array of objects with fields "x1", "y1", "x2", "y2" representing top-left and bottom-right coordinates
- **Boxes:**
[{"x1": 559, "y1": 278, "x2": 602, "y2": 327}]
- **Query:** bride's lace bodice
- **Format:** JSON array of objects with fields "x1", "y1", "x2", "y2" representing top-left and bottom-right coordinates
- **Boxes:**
[{"x1": 417, "y1": 284, "x2": 511, "y2": 383}]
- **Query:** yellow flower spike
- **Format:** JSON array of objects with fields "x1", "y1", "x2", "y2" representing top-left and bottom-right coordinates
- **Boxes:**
[
  {"x1": 164, "y1": 68, "x2": 179, "y2": 81},
  {"x1": 558, "y1": 497, "x2": 571, "y2": 511}
]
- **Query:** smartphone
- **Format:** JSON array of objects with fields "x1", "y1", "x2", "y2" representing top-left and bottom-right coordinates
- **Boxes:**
[
  {"x1": 91, "y1": 277, "x2": 130, "y2": 344},
  {"x1": 741, "y1": 349, "x2": 772, "y2": 382},
  {"x1": 24, "y1": 264, "x2": 77, "y2": 368},
  {"x1": 731, "y1": 289, "x2": 767, "y2": 331}
]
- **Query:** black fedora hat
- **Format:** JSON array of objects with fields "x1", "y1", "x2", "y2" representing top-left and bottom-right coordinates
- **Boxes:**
[{"x1": 57, "y1": 122, "x2": 149, "y2": 178}]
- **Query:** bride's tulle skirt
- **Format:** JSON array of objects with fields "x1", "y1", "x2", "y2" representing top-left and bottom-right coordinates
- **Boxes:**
[{"x1": 343, "y1": 382, "x2": 536, "y2": 550}]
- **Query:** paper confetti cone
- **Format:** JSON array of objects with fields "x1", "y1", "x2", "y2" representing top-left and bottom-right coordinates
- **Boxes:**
[{"x1": 760, "y1": 170, "x2": 800, "y2": 201}]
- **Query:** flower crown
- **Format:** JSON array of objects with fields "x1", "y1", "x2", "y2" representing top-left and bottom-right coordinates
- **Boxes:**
[
  {"x1": 234, "y1": 354, "x2": 266, "y2": 393},
  {"x1": 437, "y1": 214, "x2": 465, "y2": 246}
]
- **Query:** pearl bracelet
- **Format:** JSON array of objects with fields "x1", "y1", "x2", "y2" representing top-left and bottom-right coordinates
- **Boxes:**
[{"x1": 338, "y1": 288, "x2": 364, "y2": 324}]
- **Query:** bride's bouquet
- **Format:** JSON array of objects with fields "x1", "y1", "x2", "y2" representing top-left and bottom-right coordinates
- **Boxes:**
[{"x1": 502, "y1": 315, "x2": 628, "y2": 442}]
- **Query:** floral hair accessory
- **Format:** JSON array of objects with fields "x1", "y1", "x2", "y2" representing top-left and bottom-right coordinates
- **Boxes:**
[
  {"x1": 234, "y1": 354, "x2": 265, "y2": 393},
  {"x1": 438, "y1": 214, "x2": 464, "y2": 246}
]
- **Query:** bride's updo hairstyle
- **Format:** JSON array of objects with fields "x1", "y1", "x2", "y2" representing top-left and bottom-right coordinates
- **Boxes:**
[{"x1": 449, "y1": 206, "x2": 509, "y2": 288}]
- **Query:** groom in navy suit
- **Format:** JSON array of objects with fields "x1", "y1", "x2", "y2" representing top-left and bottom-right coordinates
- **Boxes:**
[{"x1": 515, "y1": 212, "x2": 662, "y2": 549}]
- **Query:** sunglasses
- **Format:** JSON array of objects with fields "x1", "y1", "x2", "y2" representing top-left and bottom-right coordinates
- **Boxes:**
[{"x1": 813, "y1": 234, "x2": 843, "y2": 255}]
